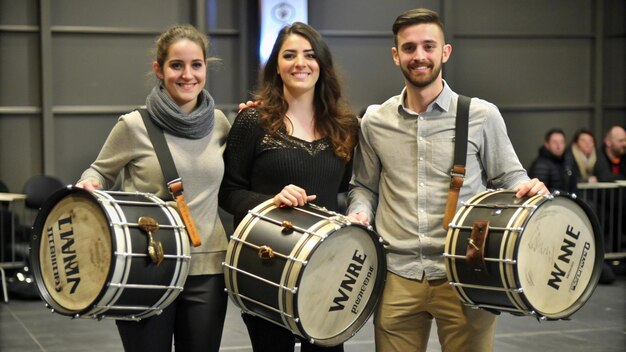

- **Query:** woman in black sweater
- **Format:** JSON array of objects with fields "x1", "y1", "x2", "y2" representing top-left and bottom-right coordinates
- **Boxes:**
[{"x1": 219, "y1": 22, "x2": 357, "y2": 352}]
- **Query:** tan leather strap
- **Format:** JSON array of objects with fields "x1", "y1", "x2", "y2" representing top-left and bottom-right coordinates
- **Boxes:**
[
  {"x1": 466, "y1": 220, "x2": 489, "y2": 272},
  {"x1": 442, "y1": 95, "x2": 471, "y2": 230},
  {"x1": 442, "y1": 165, "x2": 465, "y2": 230},
  {"x1": 169, "y1": 180, "x2": 201, "y2": 247}
]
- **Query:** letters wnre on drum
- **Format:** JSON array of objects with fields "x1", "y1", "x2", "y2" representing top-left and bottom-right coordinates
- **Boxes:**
[
  {"x1": 47, "y1": 215, "x2": 81, "y2": 294},
  {"x1": 329, "y1": 250, "x2": 371, "y2": 313},
  {"x1": 547, "y1": 225, "x2": 581, "y2": 290}
]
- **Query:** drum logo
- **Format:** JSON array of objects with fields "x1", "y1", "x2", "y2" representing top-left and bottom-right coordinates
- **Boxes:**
[
  {"x1": 547, "y1": 225, "x2": 589, "y2": 291},
  {"x1": 47, "y1": 214, "x2": 81, "y2": 294},
  {"x1": 329, "y1": 250, "x2": 374, "y2": 314}
]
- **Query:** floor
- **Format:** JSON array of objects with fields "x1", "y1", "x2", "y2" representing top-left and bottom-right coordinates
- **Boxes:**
[{"x1": 1, "y1": 262, "x2": 624, "y2": 352}]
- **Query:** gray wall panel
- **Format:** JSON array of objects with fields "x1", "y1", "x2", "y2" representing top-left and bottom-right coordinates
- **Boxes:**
[
  {"x1": 0, "y1": 33, "x2": 40, "y2": 106},
  {"x1": 0, "y1": 116, "x2": 42, "y2": 190},
  {"x1": 603, "y1": 111, "x2": 626, "y2": 132},
  {"x1": 51, "y1": 35, "x2": 154, "y2": 106},
  {"x1": 606, "y1": 0, "x2": 625, "y2": 34},
  {"x1": 206, "y1": 0, "x2": 239, "y2": 30},
  {"x1": 452, "y1": 38, "x2": 592, "y2": 105},
  {"x1": 0, "y1": 0, "x2": 38, "y2": 25},
  {"x1": 454, "y1": 0, "x2": 592, "y2": 34},
  {"x1": 54, "y1": 115, "x2": 119, "y2": 184},
  {"x1": 325, "y1": 37, "x2": 401, "y2": 113},
  {"x1": 207, "y1": 36, "x2": 240, "y2": 107},
  {"x1": 51, "y1": 0, "x2": 188, "y2": 27},
  {"x1": 604, "y1": 38, "x2": 625, "y2": 105},
  {"x1": 309, "y1": 0, "x2": 440, "y2": 31}
]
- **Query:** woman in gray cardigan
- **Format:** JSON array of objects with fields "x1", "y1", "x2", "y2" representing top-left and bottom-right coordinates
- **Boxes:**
[{"x1": 76, "y1": 24, "x2": 230, "y2": 352}]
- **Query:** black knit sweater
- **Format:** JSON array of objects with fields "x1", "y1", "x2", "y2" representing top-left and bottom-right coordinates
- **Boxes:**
[{"x1": 219, "y1": 108, "x2": 353, "y2": 227}]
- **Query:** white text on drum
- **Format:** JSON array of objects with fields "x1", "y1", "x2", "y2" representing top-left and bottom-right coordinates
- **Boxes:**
[
  {"x1": 47, "y1": 215, "x2": 81, "y2": 294},
  {"x1": 329, "y1": 250, "x2": 369, "y2": 313},
  {"x1": 547, "y1": 225, "x2": 581, "y2": 291}
]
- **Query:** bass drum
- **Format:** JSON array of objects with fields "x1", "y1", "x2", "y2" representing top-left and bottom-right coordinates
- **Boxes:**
[
  {"x1": 30, "y1": 187, "x2": 190, "y2": 320},
  {"x1": 444, "y1": 190, "x2": 603, "y2": 320},
  {"x1": 224, "y1": 199, "x2": 386, "y2": 346}
]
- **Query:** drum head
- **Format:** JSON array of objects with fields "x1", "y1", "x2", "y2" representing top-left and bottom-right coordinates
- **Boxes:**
[
  {"x1": 296, "y1": 225, "x2": 383, "y2": 342},
  {"x1": 34, "y1": 190, "x2": 112, "y2": 313},
  {"x1": 517, "y1": 196, "x2": 598, "y2": 317}
]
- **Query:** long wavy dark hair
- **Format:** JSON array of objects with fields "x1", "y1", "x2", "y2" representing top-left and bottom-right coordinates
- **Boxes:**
[{"x1": 254, "y1": 22, "x2": 357, "y2": 161}]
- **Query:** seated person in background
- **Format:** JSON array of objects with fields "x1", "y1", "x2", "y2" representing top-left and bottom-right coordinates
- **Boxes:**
[
  {"x1": 566, "y1": 128, "x2": 597, "y2": 183},
  {"x1": 594, "y1": 125, "x2": 626, "y2": 181},
  {"x1": 592, "y1": 125, "x2": 626, "y2": 284},
  {"x1": 529, "y1": 128, "x2": 577, "y2": 194}
]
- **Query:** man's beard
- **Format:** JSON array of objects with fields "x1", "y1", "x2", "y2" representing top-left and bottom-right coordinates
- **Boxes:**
[{"x1": 401, "y1": 61, "x2": 442, "y2": 88}]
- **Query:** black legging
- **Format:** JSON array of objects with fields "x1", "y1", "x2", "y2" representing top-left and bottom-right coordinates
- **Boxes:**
[
  {"x1": 242, "y1": 312, "x2": 344, "y2": 352},
  {"x1": 116, "y1": 274, "x2": 227, "y2": 352}
]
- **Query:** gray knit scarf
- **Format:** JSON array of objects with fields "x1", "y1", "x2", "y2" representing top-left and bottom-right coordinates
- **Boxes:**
[{"x1": 145, "y1": 84, "x2": 215, "y2": 139}]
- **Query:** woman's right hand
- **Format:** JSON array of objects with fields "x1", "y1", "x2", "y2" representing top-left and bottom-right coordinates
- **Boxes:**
[
  {"x1": 75, "y1": 178, "x2": 101, "y2": 192},
  {"x1": 238, "y1": 100, "x2": 260, "y2": 112},
  {"x1": 273, "y1": 184, "x2": 316, "y2": 207}
]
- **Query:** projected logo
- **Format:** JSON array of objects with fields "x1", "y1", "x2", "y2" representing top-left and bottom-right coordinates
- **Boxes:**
[
  {"x1": 260, "y1": 0, "x2": 308, "y2": 64},
  {"x1": 272, "y1": 3, "x2": 296, "y2": 22}
]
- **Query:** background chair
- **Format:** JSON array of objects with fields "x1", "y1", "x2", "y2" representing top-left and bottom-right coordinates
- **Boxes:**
[
  {"x1": 0, "y1": 180, "x2": 8, "y2": 193},
  {"x1": 18, "y1": 174, "x2": 65, "y2": 256},
  {"x1": 2, "y1": 175, "x2": 66, "y2": 300},
  {"x1": 22, "y1": 175, "x2": 65, "y2": 212}
]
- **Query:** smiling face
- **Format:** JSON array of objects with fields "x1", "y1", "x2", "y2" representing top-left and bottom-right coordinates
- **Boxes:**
[
  {"x1": 153, "y1": 38, "x2": 206, "y2": 113},
  {"x1": 392, "y1": 22, "x2": 451, "y2": 90},
  {"x1": 277, "y1": 34, "x2": 320, "y2": 98}
]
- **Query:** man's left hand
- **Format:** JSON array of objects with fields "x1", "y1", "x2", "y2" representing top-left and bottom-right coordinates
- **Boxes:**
[{"x1": 514, "y1": 178, "x2": 550, "y2": 198}]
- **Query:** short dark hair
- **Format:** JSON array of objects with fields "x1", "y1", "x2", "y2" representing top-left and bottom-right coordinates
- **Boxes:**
[
  {"x1": 392, "y1": 8, "x2": 445, "y2": 47},
  {"x1": 544, "y1": 128, "x2": 565, "y2": 142},
  {"x1": 571, "y1": 128, "x2": 594, "y2": 144}
]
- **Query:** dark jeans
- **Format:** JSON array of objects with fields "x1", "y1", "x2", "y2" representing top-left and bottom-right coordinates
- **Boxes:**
[
  {"x1": 116, "y1": 274, "x2": 227, "y2": 352},
  {"x1": 242, "y1": 312, "x2": 344, "y2": 352}
]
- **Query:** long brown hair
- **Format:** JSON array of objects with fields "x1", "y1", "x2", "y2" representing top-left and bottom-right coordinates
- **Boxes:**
[{"x1": 254, "y1": 22, "x2": 357, "y2": 161}]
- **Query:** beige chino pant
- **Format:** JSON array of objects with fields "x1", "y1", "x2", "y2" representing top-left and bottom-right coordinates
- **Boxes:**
[{"x1": 374, "y1": 271, "x2": 496, "y2": 352}]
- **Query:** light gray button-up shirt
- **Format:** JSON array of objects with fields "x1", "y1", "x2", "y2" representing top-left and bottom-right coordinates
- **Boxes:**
[{"x1": 348, "y1": 82, "x2": 529, "y2": 280}]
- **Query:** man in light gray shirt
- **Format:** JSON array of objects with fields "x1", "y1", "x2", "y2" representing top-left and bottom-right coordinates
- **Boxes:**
[{"x1": 348, "y1": 8, "x2": 548, "y2": 352}]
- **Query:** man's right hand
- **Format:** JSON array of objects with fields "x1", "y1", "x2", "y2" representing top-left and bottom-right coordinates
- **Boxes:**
[{"x1": 348, "y1": 212, "x2": 370, "y2": 226}]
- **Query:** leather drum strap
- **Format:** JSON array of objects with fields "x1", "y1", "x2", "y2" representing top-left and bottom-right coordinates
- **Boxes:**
[
  {"x1": 139, "y1": 109, "x2": 202, "y2": 247},
  {"x1": 168, "y1": 180, "x2": 202, "y2": 247},
  {"x1": 442, "y1": 95, "x2": 471, "y2": 230}
]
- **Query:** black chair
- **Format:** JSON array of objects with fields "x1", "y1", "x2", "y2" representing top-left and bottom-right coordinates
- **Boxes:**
[
  {"x1": 14, "y1": 175, "x2": 65, "y2": 259},
  {"x1": 0, "y1": 180, "x2": 8, "y2": 193},
  {"x1": 22, "y1": 175, "x2": 65, "y2": 211}
]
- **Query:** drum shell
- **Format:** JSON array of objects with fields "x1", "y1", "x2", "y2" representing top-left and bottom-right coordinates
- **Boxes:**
[
  {"x1": 224, "y1": 200, "x2": 386, "y2": 346},
  {"x1": 444, "y1": 190, "x2": 603, "y2": 320},
  {"x1": 30, "y1": 187, "x2": 190, "y2": 320}
]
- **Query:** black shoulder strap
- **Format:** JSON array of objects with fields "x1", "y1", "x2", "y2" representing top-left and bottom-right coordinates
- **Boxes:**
[
  {"x1": 453, "y1": 95, "x2": 471, "y2": 168},
  {"x1": 138, "y1": 108, "x2": 180, "y2": 194}
]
